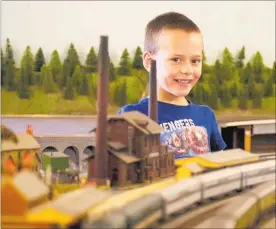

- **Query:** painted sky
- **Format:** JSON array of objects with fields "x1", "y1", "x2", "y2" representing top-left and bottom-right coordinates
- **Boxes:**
[{"x1": 1, "y1": 1, "x2": 275, "y2": 67}]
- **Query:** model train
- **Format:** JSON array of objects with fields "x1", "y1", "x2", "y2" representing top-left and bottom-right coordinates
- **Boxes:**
[
  {"x1": 84, "y1": 159, "x2": 275, "y2": 229},
  {"x1": 195, "y1": 180, "x2": 276, "y2": 228}
]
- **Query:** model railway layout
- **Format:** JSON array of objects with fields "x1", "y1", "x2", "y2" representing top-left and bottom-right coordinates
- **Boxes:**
[
  {"x1": 196, "y1": 180, "x2": 276, "y2": 229},
  {"x1": 84, "y1": 160, "x2": 275, "y2": 229},
  {"x1": 1, "y1": 35, "x2": 275, "y2": 229}
]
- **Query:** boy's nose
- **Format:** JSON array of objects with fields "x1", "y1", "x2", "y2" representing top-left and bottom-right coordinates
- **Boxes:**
[{"x1": 180, "y1": 63, "x2": 193, "y2": 75}]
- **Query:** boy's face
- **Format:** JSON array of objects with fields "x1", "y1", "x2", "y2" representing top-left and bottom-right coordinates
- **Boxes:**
[{"x1": 144, "y1": 29, "x2": 203, "y2": 97}]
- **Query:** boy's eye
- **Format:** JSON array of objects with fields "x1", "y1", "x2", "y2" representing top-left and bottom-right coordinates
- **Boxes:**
[
  {"x1": 192, "y1": 59, "x2": 202, "y2": 64},
  {"x1": 171, "y1": 58, "x2": 181, "y2": 63}
]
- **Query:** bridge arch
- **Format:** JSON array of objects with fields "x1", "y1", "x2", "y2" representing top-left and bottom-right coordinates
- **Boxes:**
[
  {"x1": 42, "y1": 146, "x2": 58, "y2": 153},
  {"x1": 82, "y1": 145, "x2": 95, "y2": 171},
  {"x1": 83, "y1": 145, "x2": 95, "y2": 155},
  {"x1": 64, "y1": 146, "x2": 79, "y2": 170}
]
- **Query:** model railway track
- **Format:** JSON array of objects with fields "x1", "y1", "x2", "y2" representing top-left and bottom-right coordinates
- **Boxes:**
[
  {"x1": 84, "y1": 160, "x2": 275, "y2": 229},
  {"x1": 258, "y1": 214, "x2": 276, "y2": 229},
  {"x1": 192, "y1": 156, "x2": 276, "y2": 176},
  {"x1": 157, "y1": 192, "x2": 245, "y2": 228},
  {"x1": 195, "y1": 180, "x2": 276, "y2": 229},
  {"x1": 159, "y1": 181, "x2": 276, "y2": 229},
  {"x1": 257, "y1": 152, "x2": 276, "y2": 160}
]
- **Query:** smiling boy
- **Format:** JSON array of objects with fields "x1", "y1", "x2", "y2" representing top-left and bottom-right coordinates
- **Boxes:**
[{"x1": 118, "y1": 12, "x2": 227, "y2": 158}]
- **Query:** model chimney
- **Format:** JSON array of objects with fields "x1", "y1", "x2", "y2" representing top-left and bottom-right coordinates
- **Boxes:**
[
  {"x1": 149, "y1": 60, "x2": 158, "y2": 122},
  {"x1": 87, "y1": 36, "x2": 109, "y2": 186}
]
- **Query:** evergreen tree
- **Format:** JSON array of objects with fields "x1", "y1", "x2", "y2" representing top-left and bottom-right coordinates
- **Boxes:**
[
  {"x1": 49, "y1": 50, "x2": 62, "y2": 85},
  {"x1": 5, "y1": 38, "x2": 15, "y2": 66},
  {"x1": 235, "y1": 46, "x2": 245, "y2": 69},
  {"x1": 117, "y1": 49, "x2": 131, "y2": 76},
  {"x1": 109, "y1": 59, "x2": 116, "y2": 82},
  {"x1": 214, "y1": 60, "x2": 223, "y2": 85},
  {"x1": 251, "y1": 51, "x2": 264, "y2": 83},
  {"x1": 208, "y1": 85, "x2": 219, "y2": 110},
  {"x1": 17, "y1": 82, "x2": 31, "y2": 99},
  {"x1": 192, "y1": 84, "x2": 204, "y2": 104},
  {"x1": 5, "y1": 63, "x2": 17, "y2": 91},
  {"x1": 238, "y1": 87, "x2": 248, "y2": 110},
  {"x1": 220, "y1": 84, "x2": 232, "y2": 108},
  {"x1": 34, "y1": 47, "x2": 46, "y2": 72},
  {"x1": 208, "y1": 74, "x2": 220, "y2": 89},
  {"x1": 132, "y1": 46, "x2": 143, "y2": 70},
  {"x1": 230, "y1": 80, "x2": 239, "y2": 98},
  {"x1": 240, "y1": 62, "x2": 252, "y2": 84},
  {"x1": 200, "y1": 51, "x2": 210, "y2": 82},
  {"x1": 17, "y1": 68, "x2": 31, "y2": 99},
  {"x1": 252, "y1": 88, "x2": 262, "y2": 109},
  {"x1": 4, "y1": 38, "x2": 16, "y2": 90},
  {"x1": 39, "y1": 65, "x2": 47, "y2": 86},
  {"x1": 85, "y1": 46, "x2": 97, "y2": 73},
  {"x1": 72, "y1": 65, "x2": 82, "y2": 92},
  {"x1": 63, "y1": 76, "x2": 75, "y2": 100},
  {"x1": 115, "y1": 80, "x2": 127, "y2": 106},
  {"x1": 20, "y1": 46, "x2": 35, "y2": 86},
  {"x1": 221, "y1": 47, "x2": 235, "y2": 81},
  {"x1": 247, "y1": 69, "x2": 256, "y2": 100},
  {"x1": 78, "y1": 72, "x2": 90, "y2": 95},
  {"x1": 43, "y1": 66, "x2": 56, "y2": 93},
  {"x1": 62, "y1": 43, "x2": 80, "y2": 86},
  {"x1": 263, "y1": 74, "x2": 273, "y2": 97},
  {"x1": 1, "y1": 48, "x2": 5, "y2": 86}
]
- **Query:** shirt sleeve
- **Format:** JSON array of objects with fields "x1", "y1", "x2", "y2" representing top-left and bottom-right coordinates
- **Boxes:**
[
  {"x1": 209, "y1": 109, "x2": 227, "y2": 151},
  {"x1": 116, "y1": 104, "x2": 133, "y2": 115}
]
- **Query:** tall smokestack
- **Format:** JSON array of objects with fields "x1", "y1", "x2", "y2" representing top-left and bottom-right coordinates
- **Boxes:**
[
  {"x1": 87, "y1": 36, "x2": 109, "y2": 186},
  {"x1": 149, "y1": 60, "x2": 158, "y2": 122}
]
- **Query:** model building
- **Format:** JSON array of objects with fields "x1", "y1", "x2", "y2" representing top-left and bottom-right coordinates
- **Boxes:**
[
  {"x1": 86, "y1": 36, "x2": 176, "y2": 187},
  {"x1": 1, "y1": 125, "x2": 41, "y2": 175}
]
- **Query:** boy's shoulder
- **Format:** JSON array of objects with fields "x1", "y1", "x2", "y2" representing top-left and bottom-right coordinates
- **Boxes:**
[
  {"x1": 191, "y1": 102, "x2": 215, "y2": 114},
  {"x1": 190, "y1": 102, "x2": 218, "y2": 121},
  {"x1": 117, "y1": 98, "x2": 216, "y2": 119},
  {"x1": 117, "y1": 97, "x2": 149, "y2": 115}
]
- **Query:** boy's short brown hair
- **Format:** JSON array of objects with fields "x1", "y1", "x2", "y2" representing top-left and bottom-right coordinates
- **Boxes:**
[{"x1": 144, "y1": 12, "x2": 201, "y2": 54}]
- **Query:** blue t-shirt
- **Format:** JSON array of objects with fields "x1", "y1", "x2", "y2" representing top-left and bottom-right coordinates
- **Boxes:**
[{"x1": 117, "y1": 97, "x2": 227, "y2": 159}]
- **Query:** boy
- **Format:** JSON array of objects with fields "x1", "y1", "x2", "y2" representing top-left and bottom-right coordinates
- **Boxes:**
[{"x1": 117, "y1": 12, "x2": 227, "y2": 158}]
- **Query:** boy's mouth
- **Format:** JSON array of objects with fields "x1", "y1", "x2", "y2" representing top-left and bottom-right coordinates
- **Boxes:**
[{"x1": 175, "y1": 79, "x2": 192, "y2": 85}]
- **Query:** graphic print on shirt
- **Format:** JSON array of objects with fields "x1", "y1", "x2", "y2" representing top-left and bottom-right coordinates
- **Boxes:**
[{"x1": 160, "y1": 119, "x2": 209, "y2": 158}]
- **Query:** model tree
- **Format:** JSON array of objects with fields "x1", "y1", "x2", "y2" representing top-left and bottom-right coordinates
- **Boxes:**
[
  {"x1": 4, "y1": 38, "x2": 16, "y2": 91},
  {"x1": 117, "y1": 48, "x2": 131, "y2": 76},
  {"x1": 49, "y1": 50, "x2": 62, "y2": 86},
  {"x1": 34, "y1": 47, "x2": 46, "y2": 72},
  {"x1": 85, "y1": 47, "x2": 98, "y2": 73},
  {"x1": 132, "y1": 46, "x2": 143, "y2": 70}
]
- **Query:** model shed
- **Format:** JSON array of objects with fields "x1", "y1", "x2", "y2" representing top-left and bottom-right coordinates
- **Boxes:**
[{"x1": 1, "y1": 171, "x2": 50, "y2": 216}]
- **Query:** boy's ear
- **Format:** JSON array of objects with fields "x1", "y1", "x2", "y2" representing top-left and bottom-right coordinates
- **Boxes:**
[{"x1": 143, "y1": 51, "x2": 152, "y2": 72}]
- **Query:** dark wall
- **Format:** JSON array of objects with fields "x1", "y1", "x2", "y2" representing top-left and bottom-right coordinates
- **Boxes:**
[
  {"x1": 221, "y1": 127, "x2": 244, "y2": 150},
  {"x1": 221, "y1": 127, "x2": 275, "y2": 153},
  {"x1": 251, "y1": 134, "x2": 276, "y2": 153}
]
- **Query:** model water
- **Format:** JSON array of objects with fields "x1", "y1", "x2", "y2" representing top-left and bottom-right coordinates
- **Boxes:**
[{"x1": 1, "y1": 116, "x2": 98, "y2": 135}]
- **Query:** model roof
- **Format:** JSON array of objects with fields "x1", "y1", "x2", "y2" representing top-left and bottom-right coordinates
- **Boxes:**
[
  {"x1": 109, "y1": 111, "x2": 163, "y2": 135},
  {"x1": 109, "y1": 149, "x2": 141, "y2": 164},
  {"x1": 1, "y1": 133, "x2": 40, "y2": 152},
  {"x1": 5, "y1": 171, "x2": 49, "y2": 201},
  {"x1": 198, "y1": 149, "x2": 259, "y2": 163}
]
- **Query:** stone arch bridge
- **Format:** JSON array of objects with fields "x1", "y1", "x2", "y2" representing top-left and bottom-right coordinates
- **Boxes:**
[{"x1": 35, "y1": 133, "x2": 96, "y2": 171}]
